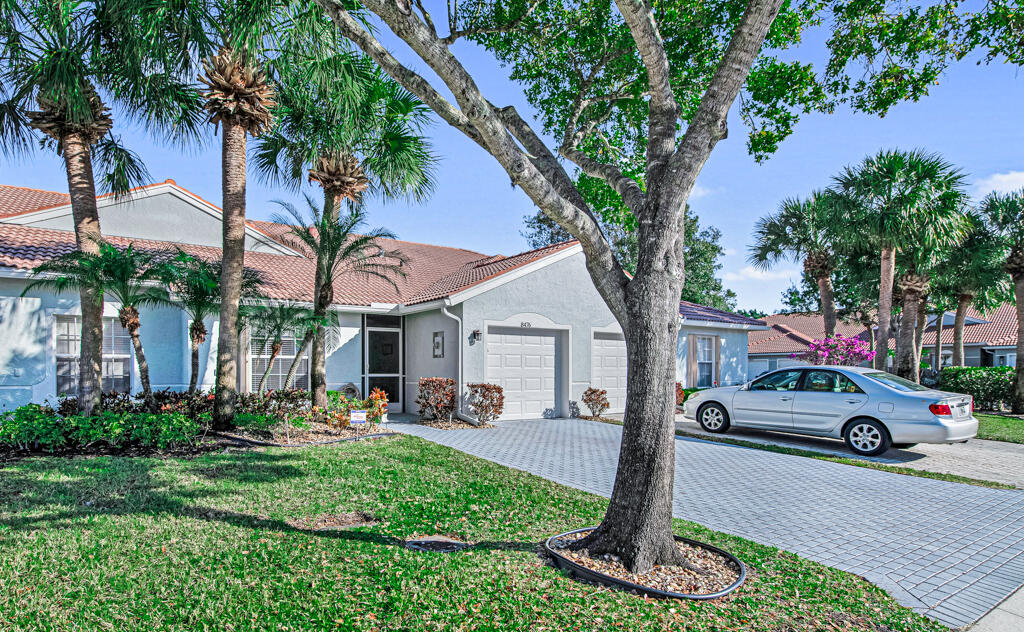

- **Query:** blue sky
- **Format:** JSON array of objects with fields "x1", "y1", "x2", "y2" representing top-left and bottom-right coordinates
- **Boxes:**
[{"x1": 4, "y1": 20, "x2": 1022, "y2": 312}]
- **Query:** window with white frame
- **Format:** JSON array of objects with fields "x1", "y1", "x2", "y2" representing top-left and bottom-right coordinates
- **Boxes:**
[
  {"x1": 55, "y1": 315, "x2": 132, "y2": 395},
  {"x1": 249, "y1": 331, "x2": 309, "y2": 391},
  {"x1": 695, "y1": 336, "x2": 715, "y2": 388}
]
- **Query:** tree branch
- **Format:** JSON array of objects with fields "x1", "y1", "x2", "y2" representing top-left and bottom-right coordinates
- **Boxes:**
[{"x1": 441, "y1": 0, "x2": 542, "y2": 45}]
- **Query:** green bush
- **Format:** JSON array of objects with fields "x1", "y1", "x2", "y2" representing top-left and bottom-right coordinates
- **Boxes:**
[
  {"x1": 0, "y1": 405, "x2": 204, "y2": 452},
  {"x1": 939, "y1": 366, "x2": 1015, "y2": 410}
]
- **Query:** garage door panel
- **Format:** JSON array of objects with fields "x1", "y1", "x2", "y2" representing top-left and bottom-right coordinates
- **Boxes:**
[
  {"x1": 592, "y1": 332, "x2": 627, "y2": 414},
  {"x1": 486, "y1": 326, "x2": 559, "y2": 420}
]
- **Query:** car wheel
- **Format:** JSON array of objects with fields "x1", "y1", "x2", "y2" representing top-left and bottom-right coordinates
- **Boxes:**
[
  {"x1": 892, "y1": 443, "x2": 918, "y2": 450},
  {"x1": 844, "y1": 419, "x2": 891, "y2": 456},
  {"x1": 698, "y1": 403, "x2": 730, "y2": 433}
]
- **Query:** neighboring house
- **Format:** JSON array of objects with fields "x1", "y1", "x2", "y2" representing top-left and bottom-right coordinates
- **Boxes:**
[
  {"x1": 0, "y1": 180, "x2": 765, "y2": 419},
  {"x1": 748, "y1": 309, "x2": 1018, "y2": 379}
]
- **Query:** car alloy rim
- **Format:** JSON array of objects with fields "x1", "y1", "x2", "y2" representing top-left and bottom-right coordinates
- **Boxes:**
[
  {"x1": 701, "y1": 407, "x2": 724, "y2": 430},
  {"x1": 850, "y1": 423, "x2": 881, "y2": 452}
]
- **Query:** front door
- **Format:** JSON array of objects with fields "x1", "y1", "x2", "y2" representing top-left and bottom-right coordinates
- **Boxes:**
[
  {"x1": 730, "y1": 369, "x2": 803, "y2": 428},
  {"x1": 366, "y1": 328, "x2": 401, "y2": 411},
  {"x1": 792, "y1": 369, "x2": 867, "y2": 432}
]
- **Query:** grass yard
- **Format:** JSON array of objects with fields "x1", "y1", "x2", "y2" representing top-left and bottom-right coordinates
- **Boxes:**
[
  {"x1": 0, "y1": 437, "x2": 945, "y2": 632},
  {"x1": 975, "y1": 413, "x2": 1024, "y2": 444}
]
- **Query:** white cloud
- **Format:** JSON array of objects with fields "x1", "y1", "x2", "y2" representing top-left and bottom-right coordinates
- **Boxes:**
[
  {"x1": 722, "y1": 265, "x2": 799, "y2": 282},
  {"x1": 690, "y1": 183, "x2": 714, "y2": 199},
  {"x1": 973, "y1": 171, "x2": 1024, "y2": 198},
  {"x1": 722, "y1": 247, "x2": 738, "y2": 256}
]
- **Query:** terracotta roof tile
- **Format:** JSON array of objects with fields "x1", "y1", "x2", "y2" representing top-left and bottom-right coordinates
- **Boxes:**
[{"x1": 0, "y1": 185, "x2": 70, "y2": 218}]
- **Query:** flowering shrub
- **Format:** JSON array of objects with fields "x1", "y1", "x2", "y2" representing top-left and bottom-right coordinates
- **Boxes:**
[
  {"x1": 416, "y1": 377, "x2": 456, "y2": 420},
  {"x1": 322, "y1": 388, "x2": 389, "y2": 427},
  {"x1": 582, "y1": 387, "x2": 610, "y2": 418},
  {"x1": 467, "y1": 383, "x2": 504, "y2": 422},
  {"x1": 675, "y1": 382, "x2": 686, "y2": 407},
  {"x1": 791, "y1": 335, "x2": 875, "y2": 366}
]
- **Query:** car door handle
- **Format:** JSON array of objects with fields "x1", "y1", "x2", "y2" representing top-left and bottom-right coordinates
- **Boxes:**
[
  {"x1": 779, "y1": 396, "x2": 792, "y2": 401},
  {"x1": 845, "y1": 399, "x2": 860, "y2": 404}
]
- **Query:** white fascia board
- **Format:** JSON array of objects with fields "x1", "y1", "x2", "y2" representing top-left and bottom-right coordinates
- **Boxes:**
[
  {"x1": 680, "y1": 317, "x2": 769, "y2": 332},
  {"x1": 443, "y1": 243, "x2": 583, "y2": 306}
]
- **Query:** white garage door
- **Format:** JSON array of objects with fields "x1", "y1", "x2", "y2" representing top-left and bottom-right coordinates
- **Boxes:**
[
  {"x1": 591, "y1": 332, "x2": 627, "y2": 413},
  {"x1": 486, "y1": 327, "x2": 558, "y2": 419}
]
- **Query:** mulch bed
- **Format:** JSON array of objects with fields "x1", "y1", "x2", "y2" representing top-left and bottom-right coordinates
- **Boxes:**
[
  {"x1": 219, "y1": 421, "x2": 395, "y2": 446},
  {"x1": 548, "y1": 529, "x2": 741, "y2": 596},
  {"x1": 418, "y1": 418, "x2": 494, "y2": 430}
]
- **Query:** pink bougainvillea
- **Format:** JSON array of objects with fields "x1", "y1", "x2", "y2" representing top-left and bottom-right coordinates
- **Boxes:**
[{"x1": 791, "y1": 335, "x2": 876, "y2": 366}]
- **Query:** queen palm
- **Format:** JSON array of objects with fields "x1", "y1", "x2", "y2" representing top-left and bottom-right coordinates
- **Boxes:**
[
  {"x1": 273, "y1": 195, "x2": 407, "y2": 408},
  {"x1": 244, "y1": 302, "x2": 318, "y2": 394},
  {"x1": 980, "y1": 189, "x2": 1024, "y2": 413},
  {"x1": 23, "y1": 242, "x2": 169, "y2": 410},
  {"x1": 749, "y1": 191, "x2": 842, "y2": 336},
  {"x1": 0, "y1": 0, "x2": 204, "y2": 414},
  {"x1": 834, "y1": 149, "x2": 969, "y2": 370},
  {"x1": 161, "y1": 252, "x2": 265, "y2": 393}
]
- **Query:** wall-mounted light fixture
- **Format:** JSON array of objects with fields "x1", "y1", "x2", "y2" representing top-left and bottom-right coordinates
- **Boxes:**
[{"x1": 471, "y1": 329, "x2": 482, "y2": 342}]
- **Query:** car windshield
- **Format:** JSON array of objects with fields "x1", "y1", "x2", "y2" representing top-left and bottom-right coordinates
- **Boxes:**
[{"x1": 863, "y1": 372, "x2": 931, "y2": 392}]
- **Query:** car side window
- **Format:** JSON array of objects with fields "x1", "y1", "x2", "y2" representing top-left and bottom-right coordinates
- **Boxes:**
[
  {"x1": 749, "y1": 369, "x2": 803, "y2": 392},
  {"x1": 801, "y1": 370, "x2": 864, "y2": 394}
]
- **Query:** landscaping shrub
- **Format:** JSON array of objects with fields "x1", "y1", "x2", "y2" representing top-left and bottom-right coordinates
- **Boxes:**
[
  {"x1": 0, "y1": 405, "x2": 203, "y2": 452},
  {"x1": 416, "y1": 377, "x2": 456, "y2": 420},
  {"x1": 0, "y1": 403, "x2": 64, "y2": 451},
  {"x1": 467, "y1": 383, "x2": 504, "y2": 422},
  {"x1": 582, "y1": 387, "x2": 610, "y2": 418},
  {"x1": 321, "y1": 388, "x2": 389, "y2": 427},
  {"x1": 675, "y1": 382, "x2": 686, "y2": 407},
  {"x1": 940, "y1": 366, "x2": 1015, "y2": 410}
]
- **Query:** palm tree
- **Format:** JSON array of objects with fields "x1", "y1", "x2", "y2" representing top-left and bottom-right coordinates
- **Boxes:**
[
  {"x1": 161, "y1": 251, "x2": 265, "y2": 393},
  {"x1": 980, "y1": 189, "x2": 1024, "y2": 413},
  {"x1": 749, "y1": 191, "x2": 842, "y2": 335},
  {"x1": 23, "y1": 242, "x2": 169, "y2": 410},
  {"x1": 932, "y1": 212, "x2": 1010, "y2": 366},
  {"x1": 834, "y1": 149, "x2": 969, "y2": 371},
  {"x1": 273, "y1": 195, "x2": 407, "y2": 408},
  {"x1": 0, "y1": 0, "x2": 204, "y2": 414},
  {"x1": 244, "y1": 302, "x2": 318, "y2": 394}
]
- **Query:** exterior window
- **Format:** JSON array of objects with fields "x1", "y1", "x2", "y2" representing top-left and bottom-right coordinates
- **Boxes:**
[
  {"x1": 55, "y1": 315, "x2": 132, "y2": 395},
  {"x1": 767, "y1": 359, "x2": 779, "y2": 371},
  {"x1": 695, "y1": 336, "x2": 715, "y2": 388},
  {"x1": 800, "y1": 370, "x2": 864, "y2": 394},
  {"x1": 250, "y1": 332, "x2": 309, "y2": 391}
]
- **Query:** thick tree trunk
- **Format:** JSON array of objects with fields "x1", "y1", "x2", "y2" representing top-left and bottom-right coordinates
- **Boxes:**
[
  {"x1": 127, "y1": 324, "x2": 155, "y2": 411},
  {"x1": 213, "y1": 121, "x2": 248, "y2": 429},
  {"x1": 875, "y1": 248, "x2": 896, "y2": 370},
  {"x1": 816, "y1": 272, "x2": 837, "y2": 337},
  {"x1": 896, "y1": 290, "x2": 921, "y2": 381},
  {"x1": 1013, "y1": 274, "x2": 1024, "y2": 414},
  {"x1": 285, "y1": 331, "x2": 312, "y2": 389},
  {"x1": 258, "y1": 342, "x2": 282, "y2": 391},
  {"x1": 952, "y1": 294, "x2": 971, "y2": 367},
  {"x1": 62, "y1": 132, "x2": 104, "y2": 416}
]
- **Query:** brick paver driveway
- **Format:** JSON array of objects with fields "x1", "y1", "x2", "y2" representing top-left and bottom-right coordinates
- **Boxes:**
[{"x1": 393, "y1": 418, "x2": 1024, "y2": 628}]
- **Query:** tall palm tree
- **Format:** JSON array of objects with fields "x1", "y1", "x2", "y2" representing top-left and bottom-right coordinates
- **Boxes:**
[
  {"x1": 932, "y1": 212, "x2": 1010, "y2": 366},
  {"x1": 244, "y1": 302, "x2": 317, "y2": 394},
  {"x1": 834, "y1": 149, "x2": 969, "y2": 371},
  {"x1": 0, "y1": 0, "x2": 204, "y2": 414},
  {"x1": 273, "y1": 195, "x2": 407, "y2": 408},
  {"x1": 749, "y1": 191, "x2": 842, "y2": 335},
  {"x1": 980, "y1": 189, "x2": 1024, "y2": 413},
  {"x1": 161, "y1": 251, "x2": 264, "y2": 393},
  {"x1": 23, "y1": 242, "x2": 168, "y2": 410}
]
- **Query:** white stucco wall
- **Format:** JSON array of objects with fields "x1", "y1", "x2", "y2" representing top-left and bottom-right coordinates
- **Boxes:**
[
  {"x1": 676, "y1": 327, "x2": 750, "y2": 388},
  {"x1": 323, "y1": 312, "x2": 364, "y2": 394},
  {"x1": 403, "y1": 308, "x2": 460, "y2": 414}
]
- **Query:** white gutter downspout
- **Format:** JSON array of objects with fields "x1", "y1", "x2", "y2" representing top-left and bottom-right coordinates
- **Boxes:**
[{"x1": 441, "y1": 300, "x2": 480, "y2": 426}]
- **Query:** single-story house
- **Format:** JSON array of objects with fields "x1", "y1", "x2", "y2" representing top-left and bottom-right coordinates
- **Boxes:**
[
  {"x1": 0, "y1": 180, "x2": 766, "y2": 419},
  {"x1": 748, "y1": 309, "x2": 1018, "y2": 379}
]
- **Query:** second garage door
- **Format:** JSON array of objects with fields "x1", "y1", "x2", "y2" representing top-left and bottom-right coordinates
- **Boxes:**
[
  {"x1": 591, "y1": 332, "x2": 627, "y2": 413},
  {"x1": 486, "y1": 326, "x2": 558, "y2": 419}
]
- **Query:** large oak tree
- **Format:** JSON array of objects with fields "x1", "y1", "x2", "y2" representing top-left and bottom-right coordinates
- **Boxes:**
[{"x1": 310, "y1": 0, "x2": 952, "y2": 572}]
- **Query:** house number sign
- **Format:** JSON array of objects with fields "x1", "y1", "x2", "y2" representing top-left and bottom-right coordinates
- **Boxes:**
[{"x1": 520, "y1": 322, "x2": 532, "y2": 328}]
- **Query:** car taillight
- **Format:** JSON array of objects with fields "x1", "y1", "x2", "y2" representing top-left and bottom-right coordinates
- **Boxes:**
[
  {"x1": 970, "y1": 399, "x2": 974, "y2": 413},
  {"x1": 929, "y1": 403, "x2": 952, "y2": 416}
]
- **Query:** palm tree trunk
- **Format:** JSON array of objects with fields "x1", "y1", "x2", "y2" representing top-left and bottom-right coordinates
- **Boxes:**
[
  {"x1": 189, "y1": 337, "x2": 201, "y2": 393},
  {"x1": 127, "y1": 325, "x2": 156, "y2": 411},
  {"x1": 257, "y1": 342, "x2": 282, "y2": 394},
  {"x1": 285, "y1": 330, "x2": 312, "y2": 389},
  {"x1": 875, "y1": 247, "x2": 896, "y2": 370},
  {"x1": 915, "y1": 294, "x2": 929, "y2": 377},
  {"x1": 953, "y1": 294, "x2": 972, "y2": 366},
  {"x1": 62, "y1": 132, "x2": 104, "y2": 416},
  {"x1": 816, "y1": 272, "x2": 837, "y2": 337},
  {"x1": 935, "y1": 310, "x2": 945, "y2": 373},
  {"x1": 896, "y1": 290, "x2": 921, "y2": 381},
  {"x1": 1012, "y1": 274, "x2": 1024, "y2": 414},
  {"x1": 213, "y1": 120, "x2": 248, "y2": 429}
]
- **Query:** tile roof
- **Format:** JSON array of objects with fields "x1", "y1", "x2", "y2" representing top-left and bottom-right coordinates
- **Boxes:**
[
  {"x1": 0, "y1": 185, "x2": 70, "y2": 218},
  {"x1": 678, "y1": 300, "x2": 767, "y2": 327},
  {"x1": 921, "y1": 303, "x2": 1018, "y2": 348}
]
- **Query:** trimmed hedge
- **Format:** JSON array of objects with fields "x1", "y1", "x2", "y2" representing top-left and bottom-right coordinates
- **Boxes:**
[{"x1": 939, "y1": 366, "x2": 1015, "y2": 410}]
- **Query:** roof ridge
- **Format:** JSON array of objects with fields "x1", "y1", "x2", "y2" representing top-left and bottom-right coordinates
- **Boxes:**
[{"x1": 0, "y1": 183, "x2": 69, "y2": 195}]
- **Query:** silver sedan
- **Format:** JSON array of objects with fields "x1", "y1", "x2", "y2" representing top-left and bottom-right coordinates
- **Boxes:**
[{"x1": 682, "y1": 365, "x2": 977, "y2": 456}]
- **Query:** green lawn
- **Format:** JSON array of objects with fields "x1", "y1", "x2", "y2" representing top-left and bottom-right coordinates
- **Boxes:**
[
  {"x1": 0, "y1": 437, "x2": 945, "y2": 632},
  {"x1": 976, "y1": 413, "x2": 1024, "y2": 443}
]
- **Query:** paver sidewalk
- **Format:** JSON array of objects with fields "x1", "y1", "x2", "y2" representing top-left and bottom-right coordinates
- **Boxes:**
[{"x1": 393, "y1": 418, "x2": 1024, "y2": 628}]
